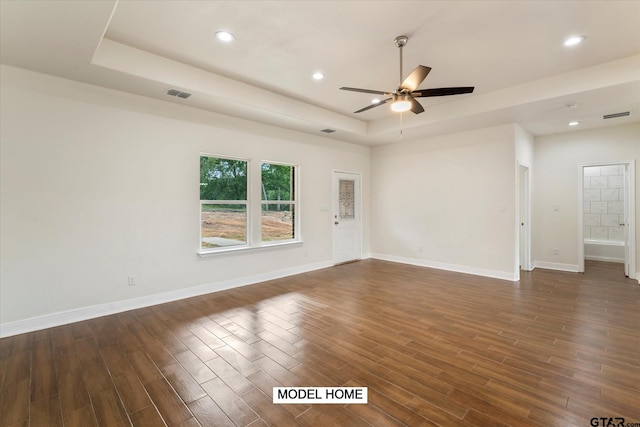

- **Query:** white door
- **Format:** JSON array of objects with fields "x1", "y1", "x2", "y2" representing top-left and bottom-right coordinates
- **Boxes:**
[
  {"x1": 623, "y1": 163, "x2": 630, "y2": 276},
  {"x1": 518, "y1": 165, "x2": 531, "y2": 271},
  {"x1": 333, "y1": 172, "x2": 362, "y2": 264}
]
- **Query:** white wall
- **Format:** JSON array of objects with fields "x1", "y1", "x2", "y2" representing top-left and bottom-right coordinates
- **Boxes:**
[
  {"x1": 370, "y1": 124, "x2": 518, "y2": 280},
  {"x1": 4, "y1": 62, "x2": 637, "y2": 336},
  {"x1": 532, "y1": 122, "x2": 640, "y2": 272},
  {"x1": 0, "y1": 65, "x2": 370, "y2": 334}
]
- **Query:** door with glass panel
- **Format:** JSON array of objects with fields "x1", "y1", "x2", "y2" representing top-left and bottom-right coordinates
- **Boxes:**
[{"x1": 333, "y1": 172, "x2": 362, "y2": 264}]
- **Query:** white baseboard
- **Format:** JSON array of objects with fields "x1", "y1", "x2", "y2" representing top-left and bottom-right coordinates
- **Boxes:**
[
  {"x1": 371, "y1": 253, "x2": 518, "y2": 281},
  {"x1": 0, "y1": 260, "x2": 333, "y2": 338},
  {"x1": 533, "y1": 261, "x2": 580, "y2": 272},
  {"x1": 584, "y1": 255, "x2": 624, "y2": 263}
]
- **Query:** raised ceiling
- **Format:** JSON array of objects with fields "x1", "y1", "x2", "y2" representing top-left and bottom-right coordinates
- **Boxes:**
[{"x1": 1, "y1": 0, "x2": 639, "y2": 145}]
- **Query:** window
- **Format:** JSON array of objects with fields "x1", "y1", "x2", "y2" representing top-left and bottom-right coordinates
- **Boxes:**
[
  {"x1": 261, "y1": 163, "x2": 296, "y2": 242},
  {"x1": 200, "y1": 156, "x2": 248, "y2": 250},
  {"x1": 199, "y1": 156, "x2": 299, "y2": 253}
]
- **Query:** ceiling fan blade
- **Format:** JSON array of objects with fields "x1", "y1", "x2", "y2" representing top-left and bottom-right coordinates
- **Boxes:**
[
  {"x1": 399, "y1": 65, "x2": 431, "y2": 92},
  {"x1": 353, "y1": 98, "x2": 392, "y2": 113},
  {"x1": 409, "y1": 98, "x2": 424, "y2": 114},
  {"x1": 412, "y1": 87, "x2": 475, "y2": 97},
  {"x1": 340, "y1": 87, "x2": 389, "y2": 96}
]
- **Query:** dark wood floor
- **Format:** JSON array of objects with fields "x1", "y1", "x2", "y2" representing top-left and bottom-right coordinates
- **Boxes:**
[{"x1": 1, "y1": 260, "x2": 639, "y2": 426}]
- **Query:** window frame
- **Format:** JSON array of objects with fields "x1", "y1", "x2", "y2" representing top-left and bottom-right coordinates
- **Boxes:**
[
  {"x1": 198, "y1": 155, "x2": 301, "y2": 256},
  {"x1": 260, "y1": 161, "x2": 299, "y2": 245},
  {"x1": 199, "y1": 154, "x2": 250, "y2": 253}
]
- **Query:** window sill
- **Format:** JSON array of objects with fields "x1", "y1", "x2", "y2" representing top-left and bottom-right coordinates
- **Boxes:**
[{"x1": 197, "y1": 240, "x2": 303, "y2": 257}]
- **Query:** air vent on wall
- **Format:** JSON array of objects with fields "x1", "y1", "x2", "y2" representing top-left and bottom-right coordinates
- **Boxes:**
[
  {"x1": 603, "y1": 111, "x2": 630, "y2": 120},
  {"x1": 321, "y1": 128, "x2": 336, "y2": 133},
  {"x1": 166, "y1": 89, "x2": 192, "y2": 99}
]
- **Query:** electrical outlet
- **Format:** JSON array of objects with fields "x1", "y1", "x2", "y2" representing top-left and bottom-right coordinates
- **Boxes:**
[
  {"x1": 418, "y1": 246, "x2": 423, "y2": 253},
  {"x1": 128, "y1": 275, "x2": 136, "y2": 286},
  {"x1": 553, "y1": 248, "x2": 559, "y2": 255}
]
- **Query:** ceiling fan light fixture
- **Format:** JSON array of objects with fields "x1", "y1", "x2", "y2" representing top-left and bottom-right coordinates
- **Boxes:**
[
  {"x1": 312, "y1": 72, "x2": 325, "y2": 80},
  {"x1": 391, "y1": 96, "x2": 412, "y2": 113}
]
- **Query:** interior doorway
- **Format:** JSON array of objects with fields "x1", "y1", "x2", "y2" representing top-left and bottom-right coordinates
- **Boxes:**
[{"x1": 579, "y1": 162, "x2": 635, "y2": 278}]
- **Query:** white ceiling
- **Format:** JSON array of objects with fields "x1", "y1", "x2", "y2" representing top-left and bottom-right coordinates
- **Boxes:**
[{"x1": 1, "y1": 0, "x2": 639, "y2": 145}]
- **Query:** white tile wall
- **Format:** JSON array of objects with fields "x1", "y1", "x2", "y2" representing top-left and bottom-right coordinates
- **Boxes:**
[
  {"x1": 584, "y1": 189, "x2": 601, "y2": 201},
  {"x1": 601, "y1": 164, "x2": 623, "y2": 175},
  {"x1": 584, "y1": 166, "x2": 600, "y2": 176},
  {"x1": 608, "y1": 201, "x2": 624, "y2": 214},
  {"x1": 590, "y1": 202, "x2": 607, "y2": 214},
  {"x1": 591, "y1": 226, "x2": 609, "y2": 240},
  {"x1": 583, "y1": 165, "x2": 625, "y2": 242},
  {"x1": 590, "y1": 176, "x2": 608, "y2": 189},
  {"x1": 584, "y1": 214, "x2": 601, "y2": 226},
  {"x1": 610, "y1": 226, "x2": 625, "y2": 241},
  {"x1": 608, "y1": 175, "x2": 623, "y2": 188},
  {"x1": 601, "y1": 214, "x2": 620, "y2": 227}
]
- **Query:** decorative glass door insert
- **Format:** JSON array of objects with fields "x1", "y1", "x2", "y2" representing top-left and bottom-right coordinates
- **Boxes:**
[{"x1": 339, "y1": 179, "x2": 355, "y2": 220}]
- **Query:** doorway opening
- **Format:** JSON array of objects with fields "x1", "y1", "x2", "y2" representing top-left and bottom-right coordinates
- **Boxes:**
[{"x1": 579, "y1": 162, "x2": 635, "y2": 278}]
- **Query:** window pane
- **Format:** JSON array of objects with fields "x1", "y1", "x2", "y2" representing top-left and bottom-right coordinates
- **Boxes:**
[
  {"x1": 201, "y1": 204, "x2": 247, "y2": 248},
  {"x1": 261, "y1": 163, "x2": 294, "y2": 201},
  {"x1": 200, "y1": 156, "x2": 247, "y2": 200},
  {"x1": 339, "y1": 179, "x2": 355, "y2": 219},
  {"x1": 261, "y1": 203, "x2": 294, "y2": 241}
]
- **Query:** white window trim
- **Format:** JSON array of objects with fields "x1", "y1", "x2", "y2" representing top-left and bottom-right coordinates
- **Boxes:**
[
  {"x1": 260, "y1": 161, "x2": 299, "y2": 244},
  {"x1": 199, "y1": 154, "x2": 251, "y2": 253},
  {"x1": 198, "y1": 156, "x2": 302, "y2": 256},
  {"x1": 198, "y1": 240, "x2": 303, "y2": 257}
]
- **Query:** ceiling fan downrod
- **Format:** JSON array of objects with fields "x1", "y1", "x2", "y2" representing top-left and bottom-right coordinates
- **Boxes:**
[{"x1": 394, "y1": 36, "x2": 408, "y2": 87}]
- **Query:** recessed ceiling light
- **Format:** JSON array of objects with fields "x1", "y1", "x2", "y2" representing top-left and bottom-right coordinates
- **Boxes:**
[
  {"x1": 564, "y1": 36, "x2": 585, "y2": 47},
  {"x1": 312, "y1": 72, "x2": 325, "y2": 80},
  {"x1": 565, "y1": 103, "x2": 578, "y2": 109},
  {"x1": 215, "y1": 31, "x2": 235, "y2": 42},
  {"x1": 371, "y1": 98, "x2": 381, "y2": 104},
  {"x1": 568, "y1": 121, "x2": 581, "y2": 126}
]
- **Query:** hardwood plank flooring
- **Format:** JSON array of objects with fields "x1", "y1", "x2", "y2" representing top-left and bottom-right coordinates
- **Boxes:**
[{"x1": 1, "y1": 260, "x2": 639, "y2": 426}]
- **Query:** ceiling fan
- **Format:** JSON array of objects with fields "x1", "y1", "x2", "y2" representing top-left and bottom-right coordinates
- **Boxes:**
[{"x1": 340, "y1": 35, "x2": 474, "y2": 114}]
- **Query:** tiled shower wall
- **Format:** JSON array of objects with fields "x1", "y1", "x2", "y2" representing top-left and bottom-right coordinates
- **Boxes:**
[{"x1": 583, "y1": 165, "x2": 625, "y2": 242}]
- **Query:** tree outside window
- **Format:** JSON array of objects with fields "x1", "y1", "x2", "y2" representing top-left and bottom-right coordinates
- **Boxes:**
[
  {"x1": 200, "y1": 156, "x2": 248, "y2": 250},
  {"x1": 261, "y1": 163, "x2": 296, "y2": 242}
]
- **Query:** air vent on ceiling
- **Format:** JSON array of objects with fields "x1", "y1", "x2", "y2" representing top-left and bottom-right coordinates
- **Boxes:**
[
  {"x1": 166, "y1": 89, "x2": 192, "y2": 99},
  {"x1": 603, "y1": 111, "x2": 630, "y2": 120},
  {"x1": 321, "y1": 128, "x2": 336, "y2": 133}
]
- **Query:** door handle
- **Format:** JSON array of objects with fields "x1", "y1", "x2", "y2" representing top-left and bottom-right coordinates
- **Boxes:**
[{"x1": 334, "y1": 221, "x2": 339, "y2": 225}]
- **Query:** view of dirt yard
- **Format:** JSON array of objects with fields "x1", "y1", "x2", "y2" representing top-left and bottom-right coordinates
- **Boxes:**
[{"x1": 201, "y1": 210, "x2": 293, "y2": 247}]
